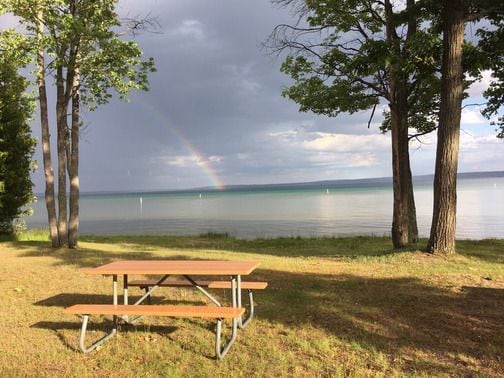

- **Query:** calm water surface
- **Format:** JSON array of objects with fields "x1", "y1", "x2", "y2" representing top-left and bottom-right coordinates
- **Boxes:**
[{"x1": 25, "y1": 177, "x2": 504, "y2": 239}]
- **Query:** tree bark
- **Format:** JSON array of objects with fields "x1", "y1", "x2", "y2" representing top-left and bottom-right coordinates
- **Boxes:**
[
  {"x1": 406, "y1": 163, "x2": 419, "y2": 244},
  {"x1": 389, "y1": 83, "x2": 412, "y2": 248},
  {"x1": 56, "y1": 63, "x2": 68, "y2": 246},
  {"x1": 427, "y1": 0, "x2": 464, "y2": 255},
  {"x1": 68, "y1": 66, "x2": 80, "y2": 249},
  {"x1": 36, "y1": 8, "x2": 59, "y2": 247},
  {"x1": 386, "y1": 0, "x2": 413, "y2": 248},
  {"x1": 405, "y1": 0, "x2": 419, "y2": 245}
]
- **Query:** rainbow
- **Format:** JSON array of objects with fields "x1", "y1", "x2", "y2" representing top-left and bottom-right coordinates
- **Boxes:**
[{"x1": 138, "y1": 99, "x2": 226, "y2": 190}]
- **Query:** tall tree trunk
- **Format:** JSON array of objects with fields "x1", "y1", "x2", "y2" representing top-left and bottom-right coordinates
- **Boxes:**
[
  {"x1": 36, "y1": 8, "x2": 59, "y2": 247},
  {"x1": 68, "y1": 67, "x2": 80, "y2": 248},
  {"x1": 56, "y1": 64, "x2": 68, "y2": 246},
  {"x1": 427, "y1": 0, "x2": 464, "y2": 255},
  {"x1": 406, "y1": 162, "x2": 419, "y2": 243},
  {"x1": 405, "y1": 0, "x2": 419, "y2": 245},
  {"x1": 386, "y1": 0, "x2": 409, "y2": 248}
]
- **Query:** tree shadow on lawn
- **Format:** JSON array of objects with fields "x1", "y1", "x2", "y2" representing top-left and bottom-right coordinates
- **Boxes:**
[
  {"x1": 31, "y1": 319, "x2": 179, "y2": 352},
  {"x1": 17, "y1": 242, "x2": 197, "y2": 269},
  {"x1": 456, "y1": 239, "x2": 504, "y2": 264},
  {"x1": 33, "y1": 293, "x2": 229, "y2": 358},
  {"x1": 26, "y1": 265, "x2": 504, "y2": 374},
  {"x1": 15, "y1": 234, "x2": 406, "y2": 260},
  {"x1": 75, "y1": 235, "x2": 504, "y2": 262},
  {"x1": 14, "y1": 234, "x2": 504, "y2": 262},
  {"x1": 257, "y1": 269, "x2": 504, "y2": 375}
]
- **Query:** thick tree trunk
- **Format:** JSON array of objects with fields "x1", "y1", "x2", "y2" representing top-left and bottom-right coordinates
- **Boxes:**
[
  {"x1": 36, "y1": 9, "x2": 59, "y2": 247},
  {"x1": 390, "y1": 85, "x2": 414, "y2": 248},
  {"x1": 68, "y1": 69, "x2": 80, "y2": 249},
  {"x1": 406, "y1": 163, "x2": 419, "y2": 244},
  {"x1": 427, "y1": 0, "x2": 464, "y2": 255},
  {"x1": 385, "y1": 0, "x2": 414, "y2": 248},
  {"x1": 405, "y1": 0, "x2": 419, "y2": 245},
  {"x1": 390, "y1": 103, "x2": 409, "y2": 248},
  {"x1": 56, "y1": 64, "x2": 68, "y2": 246}
]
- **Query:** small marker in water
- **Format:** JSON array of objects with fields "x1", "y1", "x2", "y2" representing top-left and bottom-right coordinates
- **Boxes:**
[
  {"x1": 326, "y1": 188, "x2": 330, "y2": 194},
  {"x1": 199, "y1": 193, "x2": 202, "y2": 199}
]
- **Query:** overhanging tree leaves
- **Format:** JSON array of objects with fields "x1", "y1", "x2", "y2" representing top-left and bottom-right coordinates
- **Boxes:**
[
  {"x1": 3, "y1": 0, "x2": 156, "y2": 247},
  {"x1": 268, "y1": 0, "x2": 441, "y2": 248},
  {"x1": 479, "y1": 15, "x2": 504, "y2": 138},
  {"x1": 0, "y1": 30, "x2": 36, "y2": 235}
]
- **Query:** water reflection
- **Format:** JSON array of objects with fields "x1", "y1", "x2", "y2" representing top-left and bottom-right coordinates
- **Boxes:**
[{"x1": 25, "y1": 177, "x2": 504, "y2": 239}]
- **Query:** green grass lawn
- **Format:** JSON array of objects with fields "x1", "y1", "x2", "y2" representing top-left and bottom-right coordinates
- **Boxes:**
[{"x1": 1, "y1": 233, "x2": 503, "y2": 377}]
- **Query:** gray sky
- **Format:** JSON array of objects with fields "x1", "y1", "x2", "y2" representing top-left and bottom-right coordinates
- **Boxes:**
[{"x1": 5, "y1": 0, "x2": 504, "y2": 192}]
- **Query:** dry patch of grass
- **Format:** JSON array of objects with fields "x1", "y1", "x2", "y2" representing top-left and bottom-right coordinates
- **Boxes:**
[{"x1": 1, "y1": 234, "x2": 503, "y2": 376}]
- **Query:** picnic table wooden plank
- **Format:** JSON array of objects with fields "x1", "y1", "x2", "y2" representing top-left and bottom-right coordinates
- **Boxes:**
[
  {"x1": 86, "y1": 260, "x2": 260, "y2": 275},
  {"x1": 128, "y1": 279, "x2": 268, "y2": 290},
  {"x1": 64, "y1": 304, "x2": 245, "y2": 318}
]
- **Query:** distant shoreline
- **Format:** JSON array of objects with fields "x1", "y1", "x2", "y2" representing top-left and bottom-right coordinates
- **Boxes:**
[{"x1": 34, "y1": 170, "x2": 504, "y2": 198}]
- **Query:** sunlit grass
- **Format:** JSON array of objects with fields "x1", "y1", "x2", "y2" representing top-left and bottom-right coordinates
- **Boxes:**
[{"x1": 1, "y1": 231, "x2": 503, "y2": 376}]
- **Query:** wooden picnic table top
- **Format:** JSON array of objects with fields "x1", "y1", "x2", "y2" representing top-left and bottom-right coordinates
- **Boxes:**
[{"x1": 86, "y1": 260, "x2": 260, "y2": 276}]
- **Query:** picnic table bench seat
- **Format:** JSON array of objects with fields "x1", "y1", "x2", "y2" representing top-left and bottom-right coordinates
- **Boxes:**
[
  {"x1": 128, "y1": 279, "x2": 268, "y2": 290},
  {"x1": 128, "y1": 279, "x2": 267, "y2": 328},
  {"x1": 64, "y1": 304, "x2": 244, "y2": 359},
  {"x1": 64, "y1": 304, "x2": 245, "y2": 318}
]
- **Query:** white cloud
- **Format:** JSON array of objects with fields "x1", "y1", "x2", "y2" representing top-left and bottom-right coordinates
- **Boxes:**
[
  {"x1": 158, "y1": 155, "x2": 199, "y2": 167},
  {"x1": 301, "y1": 132, "x2": 390, "y2": 152},
  {"x1": 208, "y1": 155, "x2": 223, "y2": 163},
  {"x1": 461, "y1": 107, "x2": 487, "y2": 125},
  {"x1": 171, "y1": 19, "x2": 205, "y2": 41},
  {"x1": 460, "y1": 132, "x2": 501, "y2": 150},
  {"x1": 466, "y1": 70, "x2": 493, "y2": 98}
]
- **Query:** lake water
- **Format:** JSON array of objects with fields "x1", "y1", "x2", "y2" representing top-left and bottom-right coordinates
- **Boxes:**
[{"x1": 25, "y1": 176, "x2": 504, "y2": 239}]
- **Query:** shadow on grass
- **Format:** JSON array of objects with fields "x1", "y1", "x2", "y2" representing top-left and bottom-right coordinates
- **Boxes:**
[
  {"x1": 255, "y1": 269, "x2": 504, "y2": 376},
  {"x1": 13, "y1": 236, "x2": 504, "y2": 374},
  {"x1": 34, "y1": 293, "x2": 169, "y2": 307},
  {"x1": 456, "y1": 239, "x2": 504, "y2": 263},
  {"x1": 31, "y1": 320, "x2": 179, "y2": 352},
  {"x1": 15, "y1": 234, "x2": 503, "y2": 265},
  {"x1": 15, "y1": 234, "x2": 408, "y2": 260},
  {"x1": 17, "y1": 242, "x2": 197, "y2": 269},
  {"x1": 32, "y1": 270, "x2": 504, "y2": 375}
]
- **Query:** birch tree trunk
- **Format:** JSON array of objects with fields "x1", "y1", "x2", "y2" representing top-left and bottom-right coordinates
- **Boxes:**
[
  {"x1": 427, "y1": 0, "x2": 464, "y2": 255},
  {"x1": 36, "y1": 8, "x2": 59, "y2": 247}
]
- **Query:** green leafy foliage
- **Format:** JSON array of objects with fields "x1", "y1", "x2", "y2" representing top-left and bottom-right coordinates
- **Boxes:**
[
  {"x1": 478, "y1": 16, "x2": 504, "y2": 137},
  {"x1": 0, "y1": 31, "x2": 36, "y2": 234},
  {"x1": 274, "y1": 0, "x2": 442, "y2": 137},
  {"x1": 3, "y1": 0, "x2": 156, "y2": 110}
]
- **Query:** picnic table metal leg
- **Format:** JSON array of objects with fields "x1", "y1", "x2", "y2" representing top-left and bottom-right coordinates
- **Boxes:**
[
  {"x1": 123, "y1": 275, "x2": 128, "y2": 305},
  {"x1": 123, "y1": 274, "x2": 129, "y2": 322},
  {"x1": 134, "y1": 274, "x2": 170, "y2": 305},
  {"x1": 78, "y1": 315, "x2": 117, "y2": 353},
  {"x1": 183, "y1": 275, "x2": 221, "y2": 307},
  {"x1": 215, "y1": 277, "x2": 238, "y2": 360},
  {"x1": 113, "y1": 275, "x2": 118, "y2": 305},
  {"x1": 233, "y1": 275, "x2": 255, "y2": 329}
]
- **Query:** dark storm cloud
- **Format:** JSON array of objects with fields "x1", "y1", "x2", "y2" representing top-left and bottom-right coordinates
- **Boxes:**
[{"x1": 21, "y1": 0, "x2": 501, "y2": 192}]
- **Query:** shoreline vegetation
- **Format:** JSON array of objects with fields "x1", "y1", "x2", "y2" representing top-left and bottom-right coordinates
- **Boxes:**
[{"x1": 1, "y1": 232, "x2": 503, "y2": 376}]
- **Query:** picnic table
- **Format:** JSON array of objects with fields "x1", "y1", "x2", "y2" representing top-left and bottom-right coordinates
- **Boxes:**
[{"x1": 64, "y1": 260, "x2": 267, "y2": 359}]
